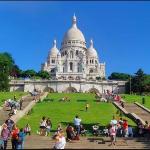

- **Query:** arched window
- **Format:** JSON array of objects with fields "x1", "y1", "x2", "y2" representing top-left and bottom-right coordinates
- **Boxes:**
[
  {"x1": 70, "y1": 62, "x2": 73, "y2": 71},
  {"x1": 76, "y1": 50, "x2": 78, "y2": 55},
  {"x1": 92, "y1": 59, "x2": 94, "y2": 63},
  {"x1": 63, "y1": 67, "x2": 64, "y2": 73},
  {"x1": 70, "y1": 51, "x2": 73, "y2": 58},
  {"x1": 90, "y1": 60, "x2": 91, "y2": 63},
  {"x1": 89, "y1": 69, "x2": 93, "y2": 73},
  {"x1": 52, "y1": 59, "x2": 55, "y2": 63}
]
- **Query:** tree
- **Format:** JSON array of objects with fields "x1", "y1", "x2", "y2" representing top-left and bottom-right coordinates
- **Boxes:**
[
  {"x1": 10, "y1": 65, "x2": 22, "y2": 78},
  {"x1": 133, "y1": 69, "x2": 145, "y2": 95},
  {"x1": 0, "y1": 52, "x2": 15, "y2": 91},
  {"x1": 108, "y1": 72, "x2": 130, "y2": 81},
  {"x1": 21, "y1": 69, "x2": 37, "y2": 78},
  {"x1": 37, "y1": 70, "x2": 50, "y2": 79}
]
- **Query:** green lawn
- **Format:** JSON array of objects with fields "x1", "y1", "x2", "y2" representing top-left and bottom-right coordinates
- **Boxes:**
[
  {"x1": 18, "y1": 93, "x2": 136, "y2": 134},
  {"x1": 0, "y1": 92, "x2": 27, "y2": 106},
  {"x1": 120, "y1": 94, "x2": 150, "y2": 109}
]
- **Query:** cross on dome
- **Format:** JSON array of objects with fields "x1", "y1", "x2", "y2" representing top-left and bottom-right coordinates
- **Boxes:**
[
  {"x1": 72, "y1": 13, "x2": 77, "y2": 28},
  {"x1": 90, "y1": 39, "x2": 94, "y2": 48},
  {"x1": 53, "y1": 39, "x2": 57, "y2": 48}
]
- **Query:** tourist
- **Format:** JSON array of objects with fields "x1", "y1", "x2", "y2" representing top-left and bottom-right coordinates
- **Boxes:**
[
  {"x1": 57, "y1": 124, "x2": 62, "y2": 133},
  {"x1": 24, "y1": 123, "x2": 31, "y2": 135},
  {"x1": 53, "y1": 130, "x2": 66, "y2": 149},
  {"x1": 73, "y1": 115, "x2": 81, "y2": 135},
  {"x1": 39, "y1": 116, "x2": 47, "y2": 136},
  {"x1": 121, "y1": 101, "x2": 124, "y2": 108},
  {"x1": 46, "y1": 118, "x2": 52, "y2": 136},
  {"x1": 19, "y1": 97, "x2": 23, "y2": 110},
  {"x1": 5, "y1": 116, "x2": 15, "y2": 132},
  {"x1": 66, "y1": 124, "x2": 75, "y2": 141},
  {"x1": 109, "y1": 124, "x2": 116, "y2": 146},
  {"x1": 110, "y1": 116, "x2": 117, "y2": 127},
  {"x1": 128, "y1": 125, "x2": 133, "y2": 137},
  {"x1": 122, "y1": 120, "x2": 128, "y2": 137},
  {"x1": 144, "y1": 121, "x2": 149, "y2": 128},
  {"x1": 80, "y1": 124, "x2": 87, "y2": 136},
  {"x1": 17, "y1": 128, "x2": 26, "y2": 149},
  {"x1": 92, "y1": 124, "x2": 99, "y2": 136},
  {"x1": 85, "y1": 103, "x2": 89, "y2": 111},
  {"x1": 103, "y1": 126, "x2": 109, "y2": 137},
  {"x1": 11, "y1": 124, "x2": 19, "y2": 150},
  {"x1": 14, "y1": 95, "x2": 16, "y2": 101},
  {"x1": 1, "y1": 123, "x2": 10, "y2": 149}
]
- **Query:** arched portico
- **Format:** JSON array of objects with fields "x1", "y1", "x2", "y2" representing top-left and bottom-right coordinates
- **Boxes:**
[
  {"x1": 88, "y1": 88, "x2": 99, "y2": 94},
  {"x1": 43, "y1": 87, "x2": 55, "y2": 93},
  {"x1": 64, "y1": 87, "x2": 77, "y2": 93}
]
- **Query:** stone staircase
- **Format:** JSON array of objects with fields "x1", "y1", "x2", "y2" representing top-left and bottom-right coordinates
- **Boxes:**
[{"x1": 6, "y1": 135, "x2": 150, "y2": 149}]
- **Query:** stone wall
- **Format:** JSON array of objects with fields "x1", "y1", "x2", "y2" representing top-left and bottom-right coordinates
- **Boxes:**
[{"x1": 10, "y1": 80, "x2": 126, "y2": 94}]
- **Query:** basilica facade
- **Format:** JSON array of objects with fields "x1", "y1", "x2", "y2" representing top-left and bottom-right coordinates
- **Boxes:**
[{"x1": 41, "y1": 15, "x2": 105, "y2": 81}]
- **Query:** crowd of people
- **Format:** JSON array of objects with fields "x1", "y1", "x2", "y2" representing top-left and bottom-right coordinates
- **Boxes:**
[{"x1": 0, "y1": 115, "x2": 31, "y2": 149}]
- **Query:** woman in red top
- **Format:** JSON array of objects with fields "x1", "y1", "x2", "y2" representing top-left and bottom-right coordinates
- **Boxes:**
[
  {"x1": 122, "y1": 120, "x2": 128, "y2": 137},
  {"x1": 11, "y1": 124, "x2": 19, "y2": 150}
]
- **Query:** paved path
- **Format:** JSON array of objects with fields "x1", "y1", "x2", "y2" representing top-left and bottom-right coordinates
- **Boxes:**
[
  {"x1": 6, "y1": 135, "x2": 150, "y2": 149},
  {"x1": 124, "y1": 103, "x2": 150, "y2": 123},
  {"x1": 0, "y1": 94, "x2": 43, "y2": 125}
]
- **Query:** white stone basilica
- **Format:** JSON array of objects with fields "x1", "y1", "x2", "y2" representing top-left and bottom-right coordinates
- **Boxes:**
[{"x1": 41, "y1": 15, "x2": 105, "y2": 81}]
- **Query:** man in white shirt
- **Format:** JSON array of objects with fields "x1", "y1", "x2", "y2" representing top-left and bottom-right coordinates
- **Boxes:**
[{"x1": 74, "y1": 115, "x2": 81, "y2": 135}]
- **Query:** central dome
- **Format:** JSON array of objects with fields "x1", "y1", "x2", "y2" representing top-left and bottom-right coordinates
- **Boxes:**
[{"x1": 62, "y1": 15, "x2": 85, "y2": 43}]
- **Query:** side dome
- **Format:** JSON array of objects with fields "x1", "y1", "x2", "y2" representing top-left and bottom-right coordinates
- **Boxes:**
[
  {"x1": 87, "y1": 39, "x2": 98, "y2": 58},
  {"x1": 49, "y1": 40, "x2": 60, "y2": 57},
  {"x1": 61, "y1": 14, "x2": 86, "y2": 48}
]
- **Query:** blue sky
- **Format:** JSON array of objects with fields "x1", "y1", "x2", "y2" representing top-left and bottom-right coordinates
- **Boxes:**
[{"x1": 0, "y1": 1, "x2": 150, "y2": 77}]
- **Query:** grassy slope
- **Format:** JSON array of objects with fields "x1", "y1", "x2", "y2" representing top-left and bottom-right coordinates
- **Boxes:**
[
  {"x1": 0, "y1": 92, "x2": 27, "y2": 106},
  {"x1": 18, "y1": 93, "x2": 136, "y2": 134},
  {"x1": 121, "y1": 94, "x2": 150, "y2": 109}
]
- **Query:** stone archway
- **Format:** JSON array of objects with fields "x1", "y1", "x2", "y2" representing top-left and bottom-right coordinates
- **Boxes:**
[
  {"x1": 44, "y1": 87, "x2": 55, "y2": 93},
  {"x1": 88, "y1": 88, "x2": 99, "y2": 94},
  {"x1": 64, "y1": 87, "x2": 77, "y2": 93}
]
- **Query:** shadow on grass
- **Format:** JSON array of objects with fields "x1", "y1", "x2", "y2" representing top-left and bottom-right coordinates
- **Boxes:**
[{"x1": 77, "y1": 99, "x2": 87, "y2": 102}]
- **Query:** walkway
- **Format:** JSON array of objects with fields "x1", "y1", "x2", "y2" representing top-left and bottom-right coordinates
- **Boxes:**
[
  {"x1": 124, "y1": 103, "x2": 150, "y2": 123},
  {"x1": 0, "y1": 93, "x2": 44, "y2": 125}
]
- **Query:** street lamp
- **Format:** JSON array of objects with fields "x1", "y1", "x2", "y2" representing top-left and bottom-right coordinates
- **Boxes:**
[{"x1": 129, "y1": 75, "x2": 132, "y2": 95}]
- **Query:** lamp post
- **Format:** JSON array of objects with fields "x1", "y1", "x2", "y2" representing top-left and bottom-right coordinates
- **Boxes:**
[{"x1": 129, "y1": 75, "x2": 132, "y2": 95}]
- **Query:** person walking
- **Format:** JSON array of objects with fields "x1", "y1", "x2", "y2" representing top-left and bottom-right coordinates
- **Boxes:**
[
  {"x1": 1, "y1": 123, "x2": 10, "y2": 149},
  {"x1": 53, "y1": 130, "x2": 66, "y2": 149},
  {"x1": 19, "y1": 97, "x2": 23, "y2": 110},
  {"x1": 11, "y1": 124, "x2": 19, "y2": 150},
  {"x1": 17, "y1": 128, "x2": 26, "y2": 149},
  {"x1": 73, "y1": 115, "x2": 81, "y2": 135},
  {"x1": 109, "y1": 124, "x2": 116, "y2": 146}
]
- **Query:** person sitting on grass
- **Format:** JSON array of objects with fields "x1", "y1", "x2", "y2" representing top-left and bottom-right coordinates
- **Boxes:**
[
  {"x1": 24, "y1": 123, "x2": 31, "y2": 135},
  {"x1": 39, "y1": 116, "x2": 47, "y2": 136},
  {"x1": 92, "y1": 124, "x2": 99, "y2": 136},
  {"x1": 80, "y1": 124, "x2": 87, "y2": 136}
]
